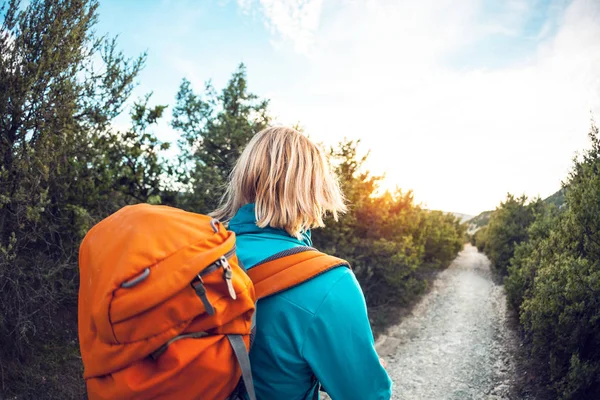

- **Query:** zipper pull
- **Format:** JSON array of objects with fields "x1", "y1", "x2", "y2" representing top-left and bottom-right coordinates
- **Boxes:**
[
  {"x1": 220, "y1": 256, "x2": 237, "y2": 300},
  {"x1": 192, "y1": 274, "x2": 215, "y2": 315}
]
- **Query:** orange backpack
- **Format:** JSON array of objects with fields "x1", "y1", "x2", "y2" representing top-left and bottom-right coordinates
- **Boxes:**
[{"x1": 78, "y1": 204, "x2": 349, "y2": 400}]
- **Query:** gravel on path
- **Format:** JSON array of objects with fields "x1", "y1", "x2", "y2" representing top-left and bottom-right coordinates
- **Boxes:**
[{"x1": 375, "y1": 244, "x2": 519, "y2": 400}]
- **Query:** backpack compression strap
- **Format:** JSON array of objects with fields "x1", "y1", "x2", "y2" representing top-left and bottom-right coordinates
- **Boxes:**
[{"x1": 246, "y1": 249, "x2": 351, "y2": 300}]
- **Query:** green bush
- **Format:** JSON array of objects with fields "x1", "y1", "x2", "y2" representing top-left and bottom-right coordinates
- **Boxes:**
[
  {"x1": 482, "y1": 194, "x2": 541, "y2": 275},
  {"x1": 518, "y1": 126, "x2": 600, "y2": 399},
  {"x1": 471, "y1": 226, "x2": 488, "y2": 250},
  {"x1": 421, "y1": 210, "x2": 465, "y2": 269},
  {"x1": 312, "y1": 140, "x2": 466, "y2": 333},
  {"x1": 520, "y1": 250, "x2": 600, "y2": 398},
  {"x1": 487, "y1": 123, "x2": 600, "y2": 399},
  {"x1": 504, "y1": 204, "x2": 559, "y2": 311}
]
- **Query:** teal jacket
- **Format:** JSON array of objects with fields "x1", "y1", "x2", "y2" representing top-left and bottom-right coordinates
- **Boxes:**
[{"x1": 229, "y1": 204, "x2": 393, "y2": 400}]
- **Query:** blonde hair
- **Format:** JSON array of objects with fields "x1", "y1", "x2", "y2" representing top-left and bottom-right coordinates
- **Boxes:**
[{"x1": 211, "y1": 126, "x2": 347, "y2": 238}]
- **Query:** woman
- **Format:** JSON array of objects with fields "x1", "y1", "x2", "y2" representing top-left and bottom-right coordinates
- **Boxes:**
[{"x1": 212, "y1": 127, "x2": 392, "y2": 400}]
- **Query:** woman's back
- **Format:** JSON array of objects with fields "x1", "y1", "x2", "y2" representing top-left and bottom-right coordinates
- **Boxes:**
[{"x1": 230, "y1": 203, "x2": 392, "y2": 400}]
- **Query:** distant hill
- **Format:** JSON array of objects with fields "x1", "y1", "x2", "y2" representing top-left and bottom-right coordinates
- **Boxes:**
[
  {"x1": 466, "y1": 189, "x2": 566, "y2": 234},
  {"x1": 424, "y1": 210, "x2": 474, "y2": 223},
  {"x1": 451, "y1": 212, "x2": 474, "y2": 223},
  {"x1": 544, "y1": 188, "x2": 566, "y2": 208},
  {"x1": 466, "y1": 210, "x2": 493, "y2": 233}
]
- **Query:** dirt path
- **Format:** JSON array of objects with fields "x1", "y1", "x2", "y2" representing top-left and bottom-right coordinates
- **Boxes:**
[{"x1": 375, "y1": 244, "x2": 519, "y2": 400}]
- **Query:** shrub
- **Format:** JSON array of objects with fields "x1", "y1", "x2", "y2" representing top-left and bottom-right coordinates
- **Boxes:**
[
  {"x1": 483, "y1": 194, "x2": 540, "y2": 275},
  {"x1": 489, "y1": 123, "x2": 600, "y2": 399},
  {"x1": 312, "y1": 140, "x2": 466, "y2": 334},
  {"x1": 505, "y1": 204, "x2": 559, "y2": 311}
]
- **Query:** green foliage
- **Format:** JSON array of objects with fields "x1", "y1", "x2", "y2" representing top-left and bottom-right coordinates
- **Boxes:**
[
  {"x1": 171, "y1": 64, "x2": 270, "y2": 213},
  {"x1": 0, "y1": 0, "x2": 171, "y2": 397},
  {"x1": 471, "y1": 225, "x2": 488, "y2": 249},
  {"x1": 504, "y1": 203, "x2": 559, "y2": 311},
  {"x1": 312, "y1": 140, "x2": 466, "y2": 332},
  {"x1": 485, "y1": 123, "x2": 600, "y2": 399},
  {"x1": 482, "y1": 194, "x2": 541, "y2": 275},
  {"x1": 421, "y1": 210, "x2": 466, "y2": 269},
  {"x1": 101, "y1": 94, "x2": 172, "y2": 204}
]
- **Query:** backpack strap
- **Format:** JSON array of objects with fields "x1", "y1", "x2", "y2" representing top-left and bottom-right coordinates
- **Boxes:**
[
  {"x1": 227, "y1": 334, "x2": 257, "y2": 400},
  {"x1": 243, "y1": 249, "x2": 349, "y2": 400},
  {"x1": 247, "y1": 249, "x2": 351, "y2": 301}
]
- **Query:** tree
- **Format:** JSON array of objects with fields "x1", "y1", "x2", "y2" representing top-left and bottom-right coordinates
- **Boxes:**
[
  {"x1": 312, "y1": 139, "x2": 380, "y2": 264},
  {"x1": 102, "y1": 95, "x2": 171, "y2": 205},
  {"x1": 0, "y1": 0, "x2": 163, "y2": 396},
  {"x1": 171, "y1": 64, "x2": 270, "y2": 213}
]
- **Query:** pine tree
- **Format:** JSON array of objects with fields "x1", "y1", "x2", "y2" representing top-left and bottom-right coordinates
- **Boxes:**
[{"x1": 171, "y1": 64, "x2": 270, "y2": 213}]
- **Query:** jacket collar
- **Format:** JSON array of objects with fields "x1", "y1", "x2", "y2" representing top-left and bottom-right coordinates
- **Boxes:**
[{"x1": 228, "y1": 203, "x2": 313, "y2": 247}]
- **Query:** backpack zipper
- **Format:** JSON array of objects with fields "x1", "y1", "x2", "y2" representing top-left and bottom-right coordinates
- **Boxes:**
[
  {"x1": 191, "y1": 246, "x2": 237, "y2": 315},
  {"x1": 219, "y1": 255, "x2": 237, "y2": 300}
]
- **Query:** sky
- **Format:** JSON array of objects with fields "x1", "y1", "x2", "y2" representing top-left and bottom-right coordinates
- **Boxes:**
[{"x1": 96, "y1": 0, "x2": 600, "y2": 216}]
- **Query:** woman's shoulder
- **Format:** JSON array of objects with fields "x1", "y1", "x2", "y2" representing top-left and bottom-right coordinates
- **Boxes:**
[{"x1": 278, "y1": 265, "x2": 360, "y2": 315}]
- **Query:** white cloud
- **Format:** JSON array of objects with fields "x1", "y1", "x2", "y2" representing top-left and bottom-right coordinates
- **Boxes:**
[
  {"x1": 238, "y1": 0, "x2": 324, "y2": 54},
  {"x1": 241, "y1": 0, "x2": 600, "y2": 215}
]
